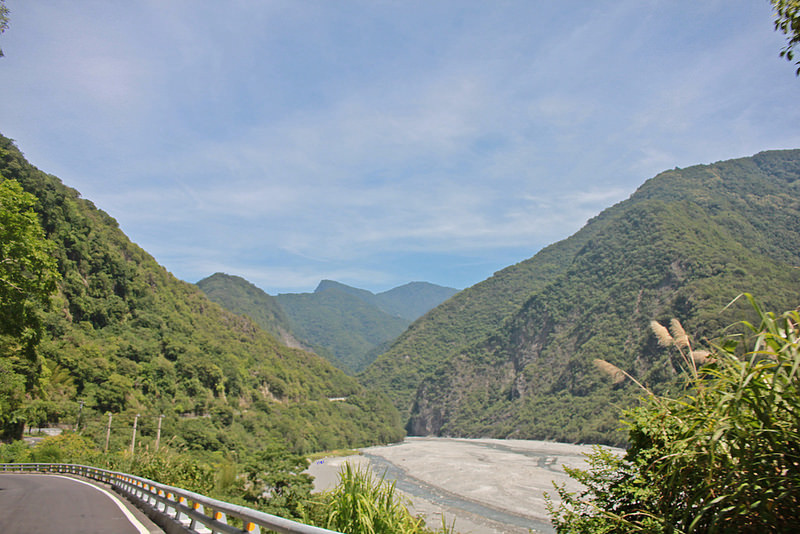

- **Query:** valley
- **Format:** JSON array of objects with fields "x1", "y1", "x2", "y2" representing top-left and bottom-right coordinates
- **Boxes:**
[
  {"x1": 1, "y1": 134, "x2": 798, "y2": 532},
  {"x1": 2, "y1": 2, "x2": 799, "y2": 531}
]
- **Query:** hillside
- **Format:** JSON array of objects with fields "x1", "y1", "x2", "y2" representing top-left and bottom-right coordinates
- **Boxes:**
[
  {"x1": 196, "y1": 273, "x2": 309, "y2": 350},
  {"x1": 197, "y1": 276, "x2": 457, "y2": 373},
  {"x1": 0, "y1": 134, "x2": 404, "y2": 451},
  {"x1": 273, "y1": 280, "x2": 456, "y2": 372},
  {"x1": 374, "y1": 281, "x2": 460, "y2": 321},
  {"x1": 361, "y1": 150, "x2": 800, "y2": 446}
]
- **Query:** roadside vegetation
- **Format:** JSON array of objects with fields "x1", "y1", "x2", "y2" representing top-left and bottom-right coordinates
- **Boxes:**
[
  {"x1": 1, "y1": 434, "x2": 453, "y2": 533},
  {"x1": 548, "y1": 296, "x2": 800, "y2": 532}
]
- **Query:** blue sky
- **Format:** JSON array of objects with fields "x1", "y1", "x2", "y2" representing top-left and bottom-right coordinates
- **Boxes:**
[{"x1": 1, "y1": 1, "x2": 798, "y2": 294}]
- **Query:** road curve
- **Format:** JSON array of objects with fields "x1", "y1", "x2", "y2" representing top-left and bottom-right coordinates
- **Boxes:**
[{"x1": 0, "y1": 473, "x2": 156, "y2": 534}]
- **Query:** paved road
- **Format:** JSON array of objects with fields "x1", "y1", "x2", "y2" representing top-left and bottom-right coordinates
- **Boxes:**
[{"x1": 0, "y1": 473, "x2": 158, "y2": 534}]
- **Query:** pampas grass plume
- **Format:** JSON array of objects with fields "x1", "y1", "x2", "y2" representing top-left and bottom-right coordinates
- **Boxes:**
[
  {"x1": 691, "y1": 350, "x2": 713, "y2": 365},
  {"x1": 670, "y1": 319, "x2": 690, "y2": 349},
  {"x1": 651, "y1": 320, "x2": 673, "y2": 347},
  {"x1": 593, "y1": 358, "x2": 626, "y2": 384}
]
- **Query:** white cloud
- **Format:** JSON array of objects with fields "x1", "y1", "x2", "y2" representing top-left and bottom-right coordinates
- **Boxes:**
[{"x1": 2, "y1": 0, "x2": 798, "y2": 294}]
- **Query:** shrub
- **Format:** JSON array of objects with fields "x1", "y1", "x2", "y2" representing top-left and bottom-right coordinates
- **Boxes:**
[
  {"x1": 548, "y1": 295, "x2": 800, "y2": 533},
  {"x1": 312, "y1": 462, "x2": 451, "y2": 534}
]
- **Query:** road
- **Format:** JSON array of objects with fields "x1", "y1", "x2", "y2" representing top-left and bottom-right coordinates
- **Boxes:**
[{"x1": 0, "y1": 473, "x2": 160, "y2": 534}]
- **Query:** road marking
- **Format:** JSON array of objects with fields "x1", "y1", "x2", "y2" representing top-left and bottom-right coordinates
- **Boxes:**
[{"x1": 49, "y1": 475, "x2": 151, "y2": 534}]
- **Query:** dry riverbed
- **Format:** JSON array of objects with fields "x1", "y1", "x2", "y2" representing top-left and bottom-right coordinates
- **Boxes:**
[{"x1": 307, "y1": 437, "x2": 622, "y2": 534}]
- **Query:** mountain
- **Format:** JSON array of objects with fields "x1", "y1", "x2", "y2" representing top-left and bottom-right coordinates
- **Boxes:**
[
  {"x1": 197, "y1": 276, "x2": 457, "y2": 374},
  {"x1": 374, "y1": 281, "x2": 460, "y2": 321},
  {"x1": 0, "y1": 134, "x2": 404, "y2": 451},
  {"x1": 274, "y1": 280, "x2": 456, "y2": 373},
  {"x1": 196, "y1": 273, "x2": 309, "y2": 350},
  {"x1": 276, "y1": 281, "x2": 409, "y2": 373},
  {"x1": 309, "y1": 280, "x2": 459, "y2": 321},
  {"x1": 361, "y1": 149, "x2": 800, "y2": 446}
]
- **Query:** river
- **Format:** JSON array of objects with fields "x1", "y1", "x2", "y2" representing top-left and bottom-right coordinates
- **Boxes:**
[{"x1": 307, "y1": 437, "x2": 621, "y2": 534}]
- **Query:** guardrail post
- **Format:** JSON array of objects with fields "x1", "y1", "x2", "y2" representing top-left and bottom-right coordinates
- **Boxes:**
[
  {"x1": 189, "y1": 502, "x2": 213, "y2": 534},
  {"x1": 175, "y1": 495, "x2": 191, "y2": 527}
]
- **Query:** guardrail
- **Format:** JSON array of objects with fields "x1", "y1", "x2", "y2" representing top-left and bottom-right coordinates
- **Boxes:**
[{"x1": 0, "y1": 463, "x2": 342, "y2": 534}]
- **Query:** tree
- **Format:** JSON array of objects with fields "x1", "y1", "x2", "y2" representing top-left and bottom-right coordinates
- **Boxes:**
[
  {"x1": 772, "y1": 0, "x2": 800, "y2": 74},
  {"x1": 0, "y1": 177, "x2": 60, "y2": 440},
  {"x1": 548, "y1": 295, "x2": 800, "y2": 532},
  {"x1": 0, "y1": 0, "x2": 8, "y2": 58}
]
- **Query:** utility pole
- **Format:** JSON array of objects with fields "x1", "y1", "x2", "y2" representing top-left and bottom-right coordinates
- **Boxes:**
[
  {"x1": 105, "y1": 413, "x2": 112, "y2": 452},
  {"x1": 130, "y1": 413, "x2": 139, "y2": 454},
  {"x1": 154, "y1": 414, "x2": 164, "y2": 450},
  {"x1": 76, "y1": 400, "x2": 84, "y2": 431}
]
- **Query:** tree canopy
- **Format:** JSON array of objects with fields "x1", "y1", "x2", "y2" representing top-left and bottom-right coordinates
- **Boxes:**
[
  {"x1": 0, "y1": 178, "x2": 60, "y2": 342},
  {"x1": 549, "y1": 296, "x2": 800, "y2": 532},
  {"x1": 772, "y1": 0, "x2": 800, "y2": 74},
  {"x1": 0, "y1": 0, "x2": 8, "y2": 57},
  {"x1": 0, "y1": 177, "x2": 60, "y2": 439}
]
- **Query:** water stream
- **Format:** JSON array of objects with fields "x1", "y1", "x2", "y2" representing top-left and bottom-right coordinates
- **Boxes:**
[{"x1": 362, "y1": 447, "x2": 556, "y2": 533}]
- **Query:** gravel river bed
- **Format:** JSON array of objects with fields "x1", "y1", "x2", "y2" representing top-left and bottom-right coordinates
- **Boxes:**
[{"x1": 307, "y1": 437, "x2": 622, "y2": 534}]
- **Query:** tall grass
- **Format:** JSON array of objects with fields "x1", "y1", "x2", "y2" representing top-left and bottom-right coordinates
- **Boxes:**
[
  {"x1": 313, "y1": 462, "x2": 454, "y2": 534},
  {"x1": 550, "y1": 295, "x2": 800, "y2": 532}
]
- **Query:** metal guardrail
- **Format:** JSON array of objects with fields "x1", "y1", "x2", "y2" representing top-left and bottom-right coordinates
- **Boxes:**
[{"x1": 0, "y1": 463, "x2": 342, "y2": 534}]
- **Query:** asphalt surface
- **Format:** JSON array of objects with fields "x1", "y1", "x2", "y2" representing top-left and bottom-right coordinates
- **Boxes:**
[{"x1": 0, "y1": 473, "x2": 161, "y2": 534}]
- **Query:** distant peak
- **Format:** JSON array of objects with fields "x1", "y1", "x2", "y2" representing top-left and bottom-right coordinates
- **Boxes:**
[{"x1": 315, "y1": 279, "x2": 348, "y2": 293}]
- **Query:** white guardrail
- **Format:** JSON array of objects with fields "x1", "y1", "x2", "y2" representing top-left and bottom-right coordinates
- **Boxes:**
[{"x1": 0, "y1": 463, "x2": 342, "y2": 534}]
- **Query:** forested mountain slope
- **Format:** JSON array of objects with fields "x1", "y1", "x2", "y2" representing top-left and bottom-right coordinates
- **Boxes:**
[
  {"x1": 260, "y1": 280, "x2": 458, "y2": 373},
  {"x1": 196, "y1": 273, "x2": 310, "y2": 351},
  {"x1": 274, "y1": 281, "x2": 413, "y2": 373},
  {"x1": 0, "y1": 134, "x2": 404, "y2": 451},
  {"x1": 362, "y1": 150, "x2": 800, "y2": 446}
]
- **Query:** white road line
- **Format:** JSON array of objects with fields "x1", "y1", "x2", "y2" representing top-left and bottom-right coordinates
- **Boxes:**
[{"x1": 49, "y1": 474, "x2": 151, "y2": 534}]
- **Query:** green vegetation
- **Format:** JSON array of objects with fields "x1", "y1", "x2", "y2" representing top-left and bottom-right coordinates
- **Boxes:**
[
  {"x1": 364, "y1": 150, "x2": 800, "y2": 445},
  {"x1": 0, "y1": 178, "x2": 60, "y2": 439},
  {"x1": 548, "y1": 296, "x2": 800, "y2": 532},
  {"x1": 196, "y1": 273, "x2": 307, "y2": 350},
  {"x1": 360, "y1": 235, "x2": 581, "y2": 413},
  {"x1": 198, "y1": 275, "x2": 457, "y2": 374},
  {"x1": 772, "y1": 0, "x2": 800, "y2": 74},
  {"x1": 308, "y1": 462, "x2": 454, "y2": 534},
  {"x1": 275, "y1": 282, "x2": 412, "y2": 373},
  {"x1": 0, "y1": 133, "x2": 405, "y2": 452}
]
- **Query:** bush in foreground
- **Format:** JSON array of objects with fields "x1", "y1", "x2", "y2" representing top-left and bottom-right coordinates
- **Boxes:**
[
  {"x1": 308, "y1": 462, "x2": 454, "y2": 534},
  {"x1": 548, "y1": 295, "x2": 800, "y2": 532}
]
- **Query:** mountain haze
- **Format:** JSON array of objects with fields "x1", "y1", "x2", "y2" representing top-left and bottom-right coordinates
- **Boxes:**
[
  {"x1": 374, "y1": 281, "x2": 461, "y2": 321},
  {"x1": 197, "y1": 276, "x2": 457, "y2": 373},
  {"x1": 362, "y1": 150, "x2": 800, "y2": 446},
  {"x1": 309, "y1": 280, "x2": 459, "y2": 321},
  {"x1": 275, "y1": 280, "x2": 457, "y2": 372}
]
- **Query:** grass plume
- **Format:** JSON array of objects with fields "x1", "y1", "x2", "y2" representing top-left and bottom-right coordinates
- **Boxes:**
[
  {"x1": 593, "y1": 358, "x2": 653, "y2": 395},
  {"x1": 650, "y1": 321, "x2": 673, "y2": 347},
  {"x1": 669, "y1": 319, "x2": 689, "y2": 349}
]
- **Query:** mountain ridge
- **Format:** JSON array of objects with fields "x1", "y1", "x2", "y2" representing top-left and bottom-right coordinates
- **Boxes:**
[
  {"x1": 0, "y1": 133, "x2": 404, "y2": 451},
  {"x1": 198, "y1": 275, "x2": 457, "y2": 373},
  {"x1": 361, "y1": 149, "x2": 800, "y2": 445}
]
